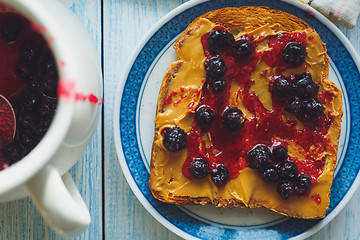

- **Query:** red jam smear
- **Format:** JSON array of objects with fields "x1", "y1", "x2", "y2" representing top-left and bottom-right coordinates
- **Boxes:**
[
  {"x1": 319, "y1": 89, "x2": 335, "y2": 104},
  {"x1": 182, "y1": 27, "x2": 332, "y2": 184},
  {"x1": 311, "y1": 193, "x2": 322, "y2": 204},
  {"x1": 57, "y1": 80, "x2": 104, "y2": 105},
  {"x1": 262, "y1": 32, "x2": 307, "y2": 74}
]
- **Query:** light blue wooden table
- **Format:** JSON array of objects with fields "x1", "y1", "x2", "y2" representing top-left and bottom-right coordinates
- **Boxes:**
[{"x1": 0, "y1": 0, "x2": 359, "y2": 239}]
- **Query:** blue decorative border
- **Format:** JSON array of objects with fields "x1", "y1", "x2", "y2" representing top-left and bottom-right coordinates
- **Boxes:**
[{"x1": 119, "y1": 0, "x2": 360, "y2": 239}]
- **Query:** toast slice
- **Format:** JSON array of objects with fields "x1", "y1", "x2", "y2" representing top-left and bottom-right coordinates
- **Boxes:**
[{"x1": 149, "y1": 7, "x2": 343, "y2": 219}]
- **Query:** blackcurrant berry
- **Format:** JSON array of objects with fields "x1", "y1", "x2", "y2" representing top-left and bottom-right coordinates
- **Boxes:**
[
  {"x1": 3, "y1": 141, "x2": 24, "y2": 163},
  {"x1": 20, "y1": 40, "x2": 41, "y2": 61},
  {"x1": 205, "y1": 56, "x2": 227, "y2": 78},
  {"x1": 272, "y1": 146, "x2": 288, "y2": 163},
  {"x1": 234, "y1": 39, "x2": 254, "y2": 58},
  {"x1": 285, "y1": 96, "x2": 304, "y2": 116},
  {"x1": 247, "y1": 145, "x2": 272, "y2": 169},
  {"x1": 207, "y1": 28, "x2": 235, "y2": 55},
  {"x1": 188, "y1": 158, "x2": 210, "y2": 179},
  {"x1": 15, "y1": 60, "x2": 36, "y2": 79},
  {"x1": 260, "y1": 165, "x2": 279, "y2": 184},
  {"x1": 222, "y1": 107, "x2": 246, "y2": 130},
  {"x1": 40, "y1": 51, "x2": 57, "y2": 75},
  {"x1": 294, "y1": 174, "x2": 312, "y2": 195},
  {"x1": 273, "y1": 75, "x2": 291, "y2": 98},
  {"x1": 211, "y1": 165, "x2": 230, "y2": 186},
  {"x1": 283, "y1": 42, "x2": 307, "y2": 67},
  {"x1": 195, "y1": 107, "x2": 215, "y2": 127},
  {"x1": 292, "y1": 72, "x2": 318, "y2": 99},
  {"x1": 1, "y1": 16, "x2": 22, "y2": 43},
  {"x1": 162, "y1": 127, "x2": 187, "y2": 152},
  {"x1": 304, "y1": 98, "x2": 325, "y2": 120},
  {"x1": 209, "y1": 77, "x2": 227, "y2": 94},
  {"x1": 277, "y1": 180, "x2": 295, "y2": 199},
  {"x1": 278, "y1": 161, "x2": 298, "y2": 180},
  {"x1": 22, "y1": 88, "x2": 42, "y2": 109}
]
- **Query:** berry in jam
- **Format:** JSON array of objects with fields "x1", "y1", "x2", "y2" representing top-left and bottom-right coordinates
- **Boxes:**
[
  {"x1": 40, "y1": 51, "x2": 57, "y2": 75},
  {"x1": 209, "y1": 77, "x2": 227, "y2": 94},
  {"x1": 247, "y1": 145, "x2": 272, "y2": 169},
  {"x1": 222, "y1": 107, "x2": 246, "y2": 130},
  {"x1": 211, "y1": 165, "x2": 229, "y2": 186},
  {"x1": 3, "y1": 141, "x2": 24, "y2": 163},
  {"x1": 277, "y1": 180, "x2": 295, "y2": 199},
  {"x1": 15, "y1": 60, "x2": 36, "y2": 79},
  {"x1": 0, "y1": 12, "x2": 59, "y2": 170},
  {"x1": 234, "y1": 39, "x2": 254, "y2": 59},
  {"x1": 294, "y1": 174, "x2": 312, "y2": 195},
  {"x1": 188, "y1": 158, "x2": 210, "y2": 179},
  {"x1": 21, "y1": 88, "x2": 42, "y2": 109},
  {"x1": 207, "y1": 28, "x2": 235, "y2": 55},
  {"x1": 195, "y1": 106, "x2": 215, "y2": 128},
  {"x1": 282, "y1": 42, "x2": 307, "y2": 67},
  {"x1": 162, "y1": 126, "x2": 187, "y2": 152},
  {"x1": 34, "y1": 117, "x2": 52, "y2": 137},
  {"x1": 272, "y1": 146, "x2": 288, "y2": 163},
  {"x1": 40, "y1": 74, "x2": 58, "y2": 97},
  {"x1": 18, "y1": 110, "x2": 39, "y2": 129},
  {"x1": 39, "y1": 96, "x2": 57, "y2": 117},
  {"x1": 19, "y1": 130, "x2": 39, "y2": 149},
  {"x1": 285, "y1": 96, "x2": 304, "y2": 116},
  {"x1": 204, "y1": 56, "x2": 227, "y2": 78},
  {"x1": 292, "y1": 72, "x2": 318, "y2": 99},
  {"x1": 272, "y1": 75, "x2": 291, "y2": 98},
  {"x1": 278, "y1": 160, "x2": 298, "y2": 180},
  {"x1": 1, "y1": 15, "x2": 22, "y2": 43},
  {"x1": 260, "y1": 165, "x2": 279, "y2": 184},
  {"x1": 304, "y1": 97, "x2": 324, "y2": 120},
  {"x1": 20, "y1": 40, "x2": 41, "y2": 61}
]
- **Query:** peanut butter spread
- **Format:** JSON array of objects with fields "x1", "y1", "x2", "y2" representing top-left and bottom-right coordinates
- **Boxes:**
[{"x1": 150, "y1": 17, "x2": 342, "y2": 218}]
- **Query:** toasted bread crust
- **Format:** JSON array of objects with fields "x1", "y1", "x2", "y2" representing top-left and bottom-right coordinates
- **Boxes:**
[{"x1": 149, "y1": 7, "x2": 342, "y2": 219}]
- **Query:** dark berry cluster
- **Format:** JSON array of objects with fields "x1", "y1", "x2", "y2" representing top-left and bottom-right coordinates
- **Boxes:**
[
  {"x1": 205, "y1": 29, "x2": 255, "y2": 95},
  {"x1": 272, "y1": 72, "x2": 324, "y2": 121},
  {"x1": 183, "y1": 28, "x2": 253, "y2": 186},
  {"x1": 186, "y1": 145, "x2": 230, "y2": 186},
  {"x1": 1, "y1": 15, "x2": 59, "y2": 164},
  {"x1": 247, "y1": 144, "x2": 312, "y2": 199},
  {"x1": 188, "y1": 160, "x2": 230, "y2": 186},
  {"x1": 188, "y1": 157, "x2": 230, "y2": 186}
]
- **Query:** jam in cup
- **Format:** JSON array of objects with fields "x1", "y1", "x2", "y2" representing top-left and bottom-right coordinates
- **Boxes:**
[{"x1": 0, "y1": 1, "x2": 102, "y2": 237}]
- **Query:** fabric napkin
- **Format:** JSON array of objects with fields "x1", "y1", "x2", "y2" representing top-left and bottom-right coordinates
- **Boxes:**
[{"x1": 304, "y1": 0, "x2": 360, "y2": 28}]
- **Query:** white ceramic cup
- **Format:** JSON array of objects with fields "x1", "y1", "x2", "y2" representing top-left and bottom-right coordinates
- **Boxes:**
[{"x1": 0, "y1": 0, "x2": 102, "y2": 237}]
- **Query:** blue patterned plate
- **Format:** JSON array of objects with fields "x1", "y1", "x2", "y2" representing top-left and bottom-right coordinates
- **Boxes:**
[{"x1": 114, "y1": 0, "x2": 360, "y2": 239}]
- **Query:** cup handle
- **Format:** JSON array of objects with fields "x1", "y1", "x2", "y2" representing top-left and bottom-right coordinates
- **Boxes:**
[{"x1": 25, "y1": 165, "x2": 91, "y2": 236}]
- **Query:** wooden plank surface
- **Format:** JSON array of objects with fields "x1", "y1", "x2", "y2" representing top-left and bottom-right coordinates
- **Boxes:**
[
  {"x1": 0, "y1": 0, "x2": 103, "y2": 239},
  {"x1": 103, "y1": 1, "x2": 186, "y2": 239}
]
